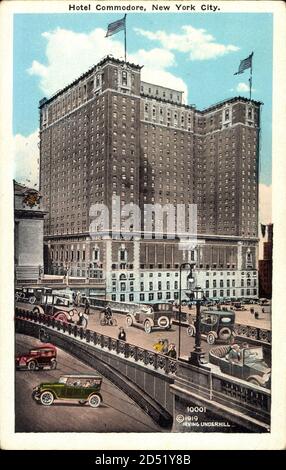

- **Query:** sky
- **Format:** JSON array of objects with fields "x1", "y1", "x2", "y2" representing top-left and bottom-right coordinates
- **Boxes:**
[{"x1": 13, "y1": 12, "x2": 272, "y2": 223}]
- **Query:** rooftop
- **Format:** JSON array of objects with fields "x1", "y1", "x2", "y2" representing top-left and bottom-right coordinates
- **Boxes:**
[{"x1": 39, "y1": 55, "x2": 142, "y2": 108}]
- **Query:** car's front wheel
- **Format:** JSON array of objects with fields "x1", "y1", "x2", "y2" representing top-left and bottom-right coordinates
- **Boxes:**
[
  {"x1": 126, "y1": 315, "x2": 133, "y2": 327},
  {"x1": 27, "y1": 360, "x2": 37, "y2": 371},
  {"x1": 144, "y1": 320, "x2": 152, "y2": 334},
  {"x1": 207, "y1": 332, "x2": 216, "y2": 345},
  {"x1": 187, "y1": 325, "x2": 196, "y2": 337},
  {"x1": 88, "y1": 394, "x2": 101, "y2": 408},
  {"x1": 40, "y1": 391, "x2": 54, "y2": 406},
  {"x1": 50, "y1": 359, "x2": 57, "y2": 370}
]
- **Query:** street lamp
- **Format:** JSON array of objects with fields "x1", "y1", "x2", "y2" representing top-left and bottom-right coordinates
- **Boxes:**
[
  {"x1": 178, "y1": 262, "x2": 196, "y2": 359},
  {"x1": 188, "y1": 285, "x2": 206, "y2": 366}
]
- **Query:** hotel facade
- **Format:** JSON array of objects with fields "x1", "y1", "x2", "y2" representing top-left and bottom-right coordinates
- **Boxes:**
[{"x1": 39, "y1": 56, "x2": 260, "y2": 302}]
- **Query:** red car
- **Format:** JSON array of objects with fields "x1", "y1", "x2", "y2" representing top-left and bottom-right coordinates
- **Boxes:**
[{"x1": 16, "y1": 344, "x2": 57, "y2": 371}]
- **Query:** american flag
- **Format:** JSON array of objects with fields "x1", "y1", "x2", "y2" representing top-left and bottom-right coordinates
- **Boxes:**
[
  {"x1": 105, "y1": 15, "x2": 126, "y2": 37},
  {"x1": 234, "y1": 52, "x2": 253, "y2": 75}
]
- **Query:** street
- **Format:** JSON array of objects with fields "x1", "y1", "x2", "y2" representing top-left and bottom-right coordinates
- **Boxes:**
[{"x1": 15, "y1": 334, "x2": 162, "y2": 433}]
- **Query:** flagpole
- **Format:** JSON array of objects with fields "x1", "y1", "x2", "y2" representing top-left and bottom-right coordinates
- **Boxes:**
[
  {"x1": 249, "y1": 52, "x2": 253, "y2": 101},
  {"x1": 124, "y1": 14, "x2": 127, "y2": 63}
]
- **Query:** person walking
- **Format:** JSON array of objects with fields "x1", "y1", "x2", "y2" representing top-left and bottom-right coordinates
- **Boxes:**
[
  {"x1": 166, "y1": 343, "x2": 177, "y2": 359},
  {"x1": 84, "y1": 297, "x2": 90, "y2": 315},
  {"x1": 118, "y1": 327, "x2": 126, "y2": 341}
]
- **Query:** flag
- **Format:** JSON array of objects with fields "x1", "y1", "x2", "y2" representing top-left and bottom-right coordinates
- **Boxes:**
[
  {"x1": 234, "y1": 52, "x2": 253, "y2": 75},
  {"x1": 105, "y1": 15, "x2": 126, "y2": 37}
]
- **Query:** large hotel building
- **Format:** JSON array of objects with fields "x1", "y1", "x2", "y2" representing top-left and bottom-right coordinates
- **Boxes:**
[{"x1": 39, "y1": 56, "x2": 260, "y2": 302}]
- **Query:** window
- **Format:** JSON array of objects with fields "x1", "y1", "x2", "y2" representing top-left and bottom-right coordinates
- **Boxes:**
[
  {"x1": 206, "y1": 280, "x2": 209, "y2": 288},
  {"x1": 213, "y1": 280, "x2": 217, "y2": 288},
  {"x1": 166, "y1": 292, "x2": 171, "y2": 299},
  {"x1": 149, "y1": 293, "x2": 154, "y2": 301},
  {"x1": 213, "y1": 290, "x2": 217, "y2": 297},
  {"x1": 220, "y1": 280, "x2": 223, "y2": 288},
  {"x1": 111, "y1": 294, "x2": 116, "y2": 301},
  {"x1": 158, "y1": 292, "x2": 162, "y2": 300},
  {"x1": 140, "y1": 282, "x2": 144, "y2": 291},
  {"x1": 120, "y1": 294, "x2": 125, "y2": 302},
  {"x1": 140, "y1": 293, "x2": 145, "y2": 301},
  {"x1": 129, "y1": 294, "x2": 134, "y2": 302},
  {"x1": 122, "y1": 71, "x2": 127, "y2": 86},
  {"x1": 119, "y1": 249, "x2": 126, "y2": 261}
]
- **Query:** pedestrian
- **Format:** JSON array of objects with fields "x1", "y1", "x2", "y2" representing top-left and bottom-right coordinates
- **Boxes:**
[
  {"x1": 162, "y1": 339, "x2": 169, "y2": 355},
  {"x1": 250, "y1": 307, "x2": 254, "y2": 315},
  {"x1": 166, "y1": 343, "x2": 177, "y2": 359},
  {"x1": 118, "y1": 327, "x2": 126, "y2": 341},
  {"x1": 77, "y1": 311, "x2": 88, "y2": 329},
  {"x1": 153, "y1": 339, "x2": 164, "y2": 353},
  {"x1": 254, "y1": 311, "x2": 259, "y2": 319},
  {"x1": 84, "y1": 297, "x2": 90, "y2": 315},
  {"x1": 72, "y1": 291, "x2": 77, "y2": 306},
  {"x1": 76, "y1": 291, "x2": 81, "y2": 306}
]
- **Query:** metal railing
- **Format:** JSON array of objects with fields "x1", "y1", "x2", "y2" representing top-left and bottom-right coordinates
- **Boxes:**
[
  {"x1": 15, "y1": 308, "x2": 177, "y2": 375},
  {"x1": 15, "y1": 308, "x2": 271, "y2": 424}
]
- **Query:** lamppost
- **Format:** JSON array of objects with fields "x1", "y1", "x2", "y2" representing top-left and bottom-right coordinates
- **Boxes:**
[
  {"x1": 178, "y1": 262, "x2": 196, "y2": 359},
  {"x1": 189, "y1": 285, "x2": 206, "y2": 366}
]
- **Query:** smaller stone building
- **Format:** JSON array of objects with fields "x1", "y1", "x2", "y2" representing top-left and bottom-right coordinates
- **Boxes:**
[{"x1": 14, "y1": 181, "x2": 45, "y2": 283}]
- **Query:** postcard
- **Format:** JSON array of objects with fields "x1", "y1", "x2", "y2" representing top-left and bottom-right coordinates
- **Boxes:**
[{"x1": 0, "y1": 0, "x2": 286, "y2": 451}]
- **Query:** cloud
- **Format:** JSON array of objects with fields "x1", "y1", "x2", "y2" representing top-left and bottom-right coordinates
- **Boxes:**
[
  {"x1": 236, "y1": 82, "x2": 251, "y2": 93},
  {"x1": 13, "y1": 130, "x2": 40, "y2": 188},
  {"x1": 134, "y1": 26, "x2": 239, "y2": 60},
  {"x1": 129, "y1": 48, "x2": 188, "y2": 102},
  {"x1": 27, "y1": 27, "x2": 189, "y2": 103},
  {"x1": 259, "y1": 183, "x2": 272, "y2": 225},
  {"x1": 28, "y1": 27, "x2": 124, "y2": 95}
]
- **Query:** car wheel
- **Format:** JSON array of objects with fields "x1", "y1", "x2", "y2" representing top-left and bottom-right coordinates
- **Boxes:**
[
  {"x1": 126, "y1": 315, "x2": 133, "y2": 327},
  {"x1": 88, "y1": 394, "x2": 101, "y2": 408},
  {"x1": 27, "y1": 361, "x2": 37, "y2": 371},
  {"x1": 78, "y1": 400, "x2": 87, "y2": 405},
  {"x1": 218, "y1": 327, "x2": 232, "y2": 341},
  {"x1": 111, "y1": 318, "x2": 118, "y2": 326},
  {"x1": 207, "y1": 332, "x2": 216, "y2": 345},
  {"x1": 29, "y1": 296, "x2": 36, "y2": 304},
  {"x1": 50, "y1": 359, "x2": 57, "y2": 370},
  {"x1": 144, "y1": 320, "x2": 152, "y2": 334},
  {"x1": 187, "y1": 325, "x2": 196, "y2": 337},
  {"x1": 40, "y1": 391, "x2": 54, "y2": 406}
]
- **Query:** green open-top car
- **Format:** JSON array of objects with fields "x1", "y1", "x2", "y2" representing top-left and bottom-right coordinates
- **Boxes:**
[{"x1": 32, "y1": 374, "x2": 103, "y2": 407}]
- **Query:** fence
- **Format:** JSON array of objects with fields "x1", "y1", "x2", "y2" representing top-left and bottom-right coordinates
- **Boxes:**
[{"x1": 15, "y1": 307, "x2": 271, "y2": 426}]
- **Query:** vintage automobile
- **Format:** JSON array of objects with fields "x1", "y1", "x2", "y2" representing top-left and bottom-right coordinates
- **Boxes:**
[
  {"x1": 32, "y1": 374, "x2": 103, "y2": 407},
  {"x1": 32, "y1": 294, "x2": 87, "y2": 326},
  {"x1": 209, "y1": 344, "x2": 271, "y2": 388},
  {"x1": 16, "y1": 344, "x2": 57, "y2": 371},
  {"x1": 15, "y1": 287, "x2": 52, "y2": 304},
  {"x1": 186, "y1": 309, "x2": 235, "y2": 344},
  {"x1": 126, "y1": 303, "x2": 178, "y2": 334}
]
